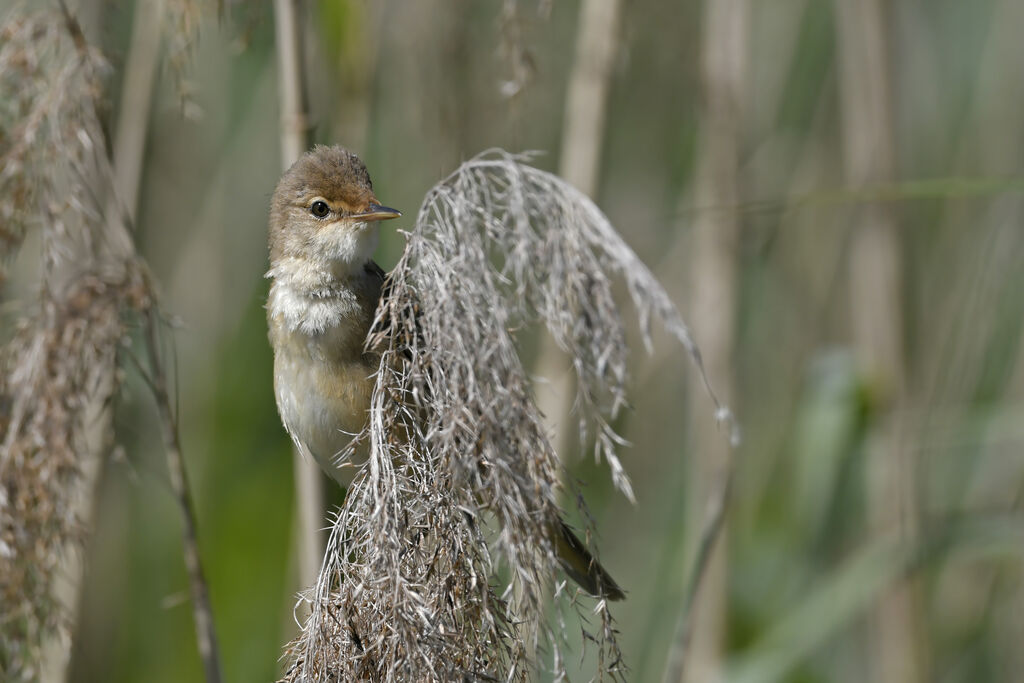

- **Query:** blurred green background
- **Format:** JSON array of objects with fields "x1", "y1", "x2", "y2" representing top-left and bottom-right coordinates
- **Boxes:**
[{"x1": 5, "y1": 0, "x2": 1024, "y2": 681}]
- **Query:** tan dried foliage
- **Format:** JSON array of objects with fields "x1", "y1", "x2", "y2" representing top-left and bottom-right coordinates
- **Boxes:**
[
  {"x1": 0, "y1": 6, "x2": 151, "y2": 677},
  {"x1": 280, "y1": 153, "x2": 736, "y2": 682},
  {"x1": 0, "y1": 11, "x2": 101, "y2": 281}
]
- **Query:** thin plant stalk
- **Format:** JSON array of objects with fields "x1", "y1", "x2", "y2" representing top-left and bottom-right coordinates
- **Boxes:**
[
  {"x1": 834, "y1": 0, "x2": 925, "y2": 680},
  {"x1": 42, "y1": 2, "x2": 167, "y2": 680},
  {"x1": 661, "y1": 470, "x2": 733, "y2": 683},
  {"x1": 69, "y1": 3, "x2": 224, "y2": 681},
  {"x1": 664, "y1": 0, "x2": 748, "y2": 680},
  {"x1": 559, "y1": 0, "x2": 622, "y2": 197},
  {"x1": 111, "y1": 0, "x2": 165, "y2": 221},
  {"x1": 1, "y1": 5, "x2": 222, "y2": 681},
  {"x1": 272, "y1": 0, "x2": 324, "y2": 593},
  {"x1": 143, "y1": 309, "x2": 224, "y2": 683},
  {"x1": 536, "y1": 0, "x2": 623, "y2": 466}
]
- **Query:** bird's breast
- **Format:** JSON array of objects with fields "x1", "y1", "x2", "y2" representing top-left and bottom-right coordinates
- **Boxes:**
[
  {"x1": 269, "y1": 284, "x2": 379, "y2": 486},
  {"x1": 273, "y1": 334, "x2": 377, "y2": 486}
]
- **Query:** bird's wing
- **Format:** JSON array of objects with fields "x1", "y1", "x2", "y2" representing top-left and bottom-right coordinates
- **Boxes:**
[{"x1": 363, "y1": 259, "x2": 386, "y2": 283}]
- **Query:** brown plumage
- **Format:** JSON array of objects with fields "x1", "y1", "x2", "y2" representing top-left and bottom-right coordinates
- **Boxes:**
[{"x1": 269, "y1": 145, "x2": 378, "y2": 264}]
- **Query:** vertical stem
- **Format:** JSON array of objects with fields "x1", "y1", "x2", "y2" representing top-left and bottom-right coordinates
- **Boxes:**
[
  {"x1": 275, "y1": 0, "x2": 310, "y2": 167},
  {"x1": 145, "y1": 311, "x2": 223, "y2": 683},
  {"x1": 112, "y1": 0, "x2": 166, "y2": 222},
  {"x1": 559, "y1": 0, "x2": 622, "y2": 197},
  {"x1": 39, "y1": 377, "x2": 111, "y2": 683},
  {"x1": 537, "y1": 0, "x2": 622, "y2": 462},
  {"x1": 667, "y1": 0, "x2": 747, "y2": 681},
  {"x1": 661, "y1": 470, "x2": 733, "y2": 683},
  {"x1": 44, "y1": 2, "x2": 166, "y2": 680},
  {"x1": 273, "y1": 0, "x2": 324, "y2": 592},
  {"x1": 834, "y1": 1, "x2": 925, "y2": 681}
]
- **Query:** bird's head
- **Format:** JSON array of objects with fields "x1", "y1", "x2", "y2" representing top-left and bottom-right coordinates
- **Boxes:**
[{"x1": 268, "y1": 145, "x2": 400, "y2": 278}]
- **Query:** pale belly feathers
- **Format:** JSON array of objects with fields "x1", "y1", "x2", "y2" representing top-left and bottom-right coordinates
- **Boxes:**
[
  {"x1": 269, "y1": 279, "x2": 380, "y2": 488},
  {"x1": 274, "y1": 350, "x2": 375, "y2": 486}
]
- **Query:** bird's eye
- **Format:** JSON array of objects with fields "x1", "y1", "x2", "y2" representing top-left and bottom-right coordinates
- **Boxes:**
[{"x1": 310, "y1": 200, "x2": 330, "y2": 218}]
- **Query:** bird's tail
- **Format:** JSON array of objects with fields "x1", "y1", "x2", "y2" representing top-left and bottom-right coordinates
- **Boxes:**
[{"x1": 553, "y1": 519, "x2": 625, "y2": 601}]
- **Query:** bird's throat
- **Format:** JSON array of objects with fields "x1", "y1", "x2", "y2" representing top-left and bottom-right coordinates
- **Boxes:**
[{"x1": 316, "y1": 220, "x2": 379, "y2": 270}]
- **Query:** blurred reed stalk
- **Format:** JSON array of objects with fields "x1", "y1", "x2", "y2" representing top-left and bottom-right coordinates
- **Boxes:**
[
  {"x1": 536, "y1": 0, "x2": 622, "y2": 464},
  {"x1": 142, "y1": 307, "x2": 224, "y2": 683},
  {"x1": 272, "y1": 0, "x2": 325, "y2": 593},
  {"x1": 834, "y1": 0, "x2": 927, "y2": 680},
  {"x1": 664, "y1": 0, "x2": 748, "y2": 681},
  {"x1": 558, "y1": 0, "x2": 621, "y2": 198},
  {"x1": 42, "y1": 1, "x2": 167, "y2": 680},
  {"x1": 110, "y1": 0, "x2": 165, "y2": 221},
  {"x1": 0, "y1": 3, "x2": 221, "y2": 681}
]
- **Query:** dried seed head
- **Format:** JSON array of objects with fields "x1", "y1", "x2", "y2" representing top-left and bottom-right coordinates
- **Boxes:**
[
  {"x1": 0, "y1": 7, "x2": 149, "y2": 675},
  {"x1": 283, "y1": 151, "x2": 735, "y2": 681}
]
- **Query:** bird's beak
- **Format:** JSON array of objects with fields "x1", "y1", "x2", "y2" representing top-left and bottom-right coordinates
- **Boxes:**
[{"x1": 358, "y1": 203, "x2": 402, "y2": 221}]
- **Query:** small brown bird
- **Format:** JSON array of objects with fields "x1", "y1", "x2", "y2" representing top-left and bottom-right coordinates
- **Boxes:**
[{"x1": 266, "y1": 145, "x2": 623, "y2": 600}]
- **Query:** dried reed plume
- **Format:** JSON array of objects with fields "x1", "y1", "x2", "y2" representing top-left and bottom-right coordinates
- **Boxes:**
[
  {"x1": 0, "y1": 6, "x2": 219, "y2": 680},
  {"x1": 0, "y1": 7, "x2": 144, "y2": 676},
  {"x1": 0, "y1": 8, "x2": 113, "y2": 280},
  {"x1": 281, "y1": 151, "x2": 738, "y2": 682}
]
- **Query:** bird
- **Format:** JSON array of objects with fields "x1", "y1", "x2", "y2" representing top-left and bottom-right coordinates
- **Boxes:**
[{"x1": 266, "y1": 144, "x2": 623, "y2": 601}]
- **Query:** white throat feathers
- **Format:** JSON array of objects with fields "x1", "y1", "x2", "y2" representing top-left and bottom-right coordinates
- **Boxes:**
[{"x1": 267, "y1": 222, "x2": 379, "y2": 336}]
